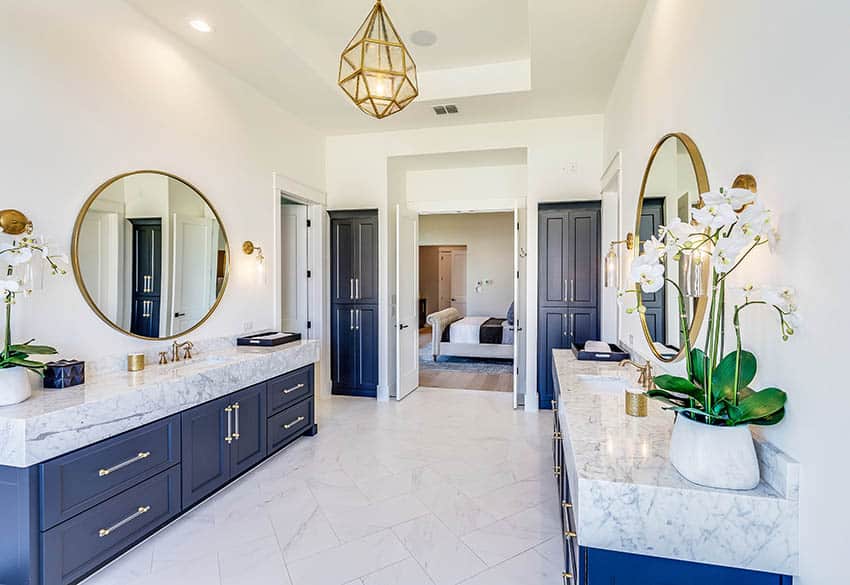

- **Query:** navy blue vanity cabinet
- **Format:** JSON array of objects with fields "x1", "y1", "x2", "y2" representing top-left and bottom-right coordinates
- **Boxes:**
[
  {"x1": 181, "y1": 395, "x2": 232, "y2": 508},
  {"x1": 330, "y1": 210, "x2": 379, "y2": 397},
  {"x1": 538, "y1": 203, "x2": 601, "y2": 409},
  {"x1": 41, "y1": 467, "x2": 180, "y2": 585},
  {"x1": 229, "y1": 383, "x2": 267, "y2": 478}
]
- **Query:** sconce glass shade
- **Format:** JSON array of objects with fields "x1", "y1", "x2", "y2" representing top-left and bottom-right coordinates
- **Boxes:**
[
  {"x1": 604, "y1": 246, "x2": 618, "y2": 288},
  {"x1": 338, "y1": 0, "x2": 419, "y2": 119},
  {"x1": 679, "y1": 248, "x2": 709, "y2": 297}
]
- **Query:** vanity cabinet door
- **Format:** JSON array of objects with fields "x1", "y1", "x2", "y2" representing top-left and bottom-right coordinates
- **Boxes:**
[
  {"x1": 229, "y1": 383, "x2": 267, "y2": 478},
  {"x1": 181, "y1": 396, "x2": 231, "y2": 509}
]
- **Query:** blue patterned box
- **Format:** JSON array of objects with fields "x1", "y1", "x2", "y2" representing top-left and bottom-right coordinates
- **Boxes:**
[{"x1": 43, "y1": 360, "x2": 85, "y2": 389}]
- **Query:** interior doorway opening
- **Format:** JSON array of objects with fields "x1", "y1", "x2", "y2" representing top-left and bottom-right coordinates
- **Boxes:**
[
  {"x1": 417, "y1": 212, "x2": 517, "y2": 394},
  {"x1": 280, "y1": 196, "x2": 309, "y2": 338}
]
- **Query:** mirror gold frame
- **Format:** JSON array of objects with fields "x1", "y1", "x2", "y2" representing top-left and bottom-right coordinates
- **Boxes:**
[
  {"x1": 71, "y1": 170, "x2": 231, "y2": 341},
  {"x1": 634, "y1": 132, "x2": 710, "y2": 363}
]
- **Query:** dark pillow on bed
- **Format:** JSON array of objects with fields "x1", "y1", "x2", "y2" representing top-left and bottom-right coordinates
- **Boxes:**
[{"x1": 506, "y1": 302, "x2": 514, "y2": 324}]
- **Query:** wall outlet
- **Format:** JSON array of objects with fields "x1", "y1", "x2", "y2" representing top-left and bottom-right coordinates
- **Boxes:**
[{"x1": 243, "y1": 321, "x2": 254, "y2": 332}]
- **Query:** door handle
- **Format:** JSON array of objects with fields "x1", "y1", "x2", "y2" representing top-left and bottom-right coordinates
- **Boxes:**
[
  {"x1": 399, "y1": 324, "x2": 409, "y2": 330},
  {"x1": 233, "y1": 402, "x2": 240, "y2": 440},
  {"x1": 356, "y1": 277, "x2": 360, "y2": 299},
  {"x1": 350, "y1": 278, "x2": 354, "y2": 299},
  {"x1": 224, "y1": 406, "x2": 233, "y2": 444},
  {"x1": 570, "y1": 279, "x2": 575, "y2": 302},
  {"x1": 570, "y1": 314, "x2": 575, "y2": 340},
  {"x1": 564, "y1": 280, "x2": 568, "y2": 302},
  {"x1": 174, "y1": 312, "x2": 186, "y2": 318},
  {"x1": 356, "y1": 309, "x2": 361, "y2": 330}
]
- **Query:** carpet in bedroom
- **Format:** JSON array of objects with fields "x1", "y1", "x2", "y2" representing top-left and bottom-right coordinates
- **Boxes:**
[{"x1": 418, "y1": 328, "x2": 513, "y2": 393}]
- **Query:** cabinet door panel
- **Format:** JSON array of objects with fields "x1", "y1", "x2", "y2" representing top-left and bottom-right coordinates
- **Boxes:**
[
  {"x1": 331, "y1": 219, "x2": 356, "y2": 303},
  {"x1": 539, "y1": 213, "x2": 568, "y2": 307},
  {"x1": 354, "y1": 216, "x2": 379, "y2": 303},
  {"x1": 567, "y1": 209, "x2": 600, "y2": 308},
  {"x1": 538, "y1": 309, "x2": 568, "y2": 409},
  {"x1": 230, "y1": 383, "x2": 267, "y2": 477},
  {"x1": 181, "y1": 396, "x2": 230, "y2": 509},
  {"x1": 331, "y1": 306, "x2": 359, "y2": 393},
  {"x1": 569, "y1": 307, "x2": 599, "y2": 347},
  {"x1": 356, "y1": 306, "x2": 379, "y2": 391}
]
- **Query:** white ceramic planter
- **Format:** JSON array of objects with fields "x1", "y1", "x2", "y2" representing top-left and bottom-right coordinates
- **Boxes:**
[
  {"x1": 0, "y1": 366, "x2": 33, "y2": 406},
  {"x1": 669, "y1": 413, "x2": 760, "y2": 490}
]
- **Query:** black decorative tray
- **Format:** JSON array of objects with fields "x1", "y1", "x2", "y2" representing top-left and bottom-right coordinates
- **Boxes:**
[
  {"x1": 571, "y1": 342, "x2": 629, "y2": 362},
  {"x1": 237, "y1": 331, "x2": 301, "y2": 347}
]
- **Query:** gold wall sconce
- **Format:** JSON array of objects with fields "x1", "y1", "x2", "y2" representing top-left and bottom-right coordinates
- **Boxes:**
[
  {"x1": 242, "y1": 240, "x2": 265, "y2": 284},
  {"x1": 603, "y1": 233, "x2": 634, "y2": 288},
  {"x1": 0, "y1": 209, "x2": 33, "y2": 236}
]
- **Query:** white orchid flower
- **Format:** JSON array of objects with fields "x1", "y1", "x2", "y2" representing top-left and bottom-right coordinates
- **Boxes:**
[
  {"x1": 703, "y1": 187, "x2": 756, "y2": 210},
  {"x1": 767, "y1": 228, "x2": 781, "y2": 253},
  {"x1": 692, "y1": 201, "x2": 737, "y2": 230},
  {"x1": 762, "y1": 286, "x2": 797, "y2": 313},
  {"x1": 0, "y1": 279, "x2": 21, "y2": 295},
  {"x1": 737, "y1": 201, "x2": 774, "y2": 242},
  {"x1": 740, "y1": 282, "x2": 760, "y2": 301},
  {"x1": 660, "y1": 217, "x2": 697, "y2": 244},
  {"x1": 630, "y1": 255, "x2": 665, "y2": 293},
  {"x1": 643, "y1": 235, "x2": 666, "y2": 261},
  {"x1": 712, "y1": 232, "x2": 748, "y2": 273}
]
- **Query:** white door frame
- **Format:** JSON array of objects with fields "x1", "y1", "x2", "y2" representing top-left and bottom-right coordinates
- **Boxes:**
[
  {"x1": 272, "y1": 173, "x2": 328, "y2": 396},
  {"x1": 395, "y1": 205, "x2": 419, "y2": 400},
  {"x1": 599, "y1": 151, "x2": 624, "y2": 345}
]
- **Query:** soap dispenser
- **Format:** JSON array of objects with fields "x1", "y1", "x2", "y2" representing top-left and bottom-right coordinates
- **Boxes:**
[{"x1": 620, "y1": 359, "x2": 652, "y2": 417}]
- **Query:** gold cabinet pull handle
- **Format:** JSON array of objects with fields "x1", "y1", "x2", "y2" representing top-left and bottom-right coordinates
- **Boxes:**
[
  {"x1": 98, "y1": 452, "x2": 151, "y2": 477},
  {"x1": 98, "y1": 505, "x2": 150, "y2": 538},
  {"x1": 225, "y1": 406, "x2": 233, "y2": 443},
  {"x1": 283, "y1": 383, "x2": 305, "y2": 395},
  {"x1": 562, "y1": 501, "x2": 573, "y2": 509},
  {"x1": 562, "y1": 572, "x2": 574, "y2": 582},
  {"x1": 283, "y1": 416, "x2": 305, "y2": 430},
  {"x1": 564, "y1": 530, "x2": 577, "y2": 538},
  {"x1": 233, "y1": 402, "x2": 240, "y2": 439}
]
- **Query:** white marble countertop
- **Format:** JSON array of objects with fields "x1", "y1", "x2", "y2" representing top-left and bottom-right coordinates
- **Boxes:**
[
  {"x1": 553, "y1": 349, "x2": 799, "y2": 576},
  {"x1": 0, "y1": 340, "x2": 320, "y2": 467}
]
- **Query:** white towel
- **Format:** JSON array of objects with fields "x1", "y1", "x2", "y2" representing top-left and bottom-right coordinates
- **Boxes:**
[{"x1": 584, "y1": 340, "x2": 612, "y2": 352}]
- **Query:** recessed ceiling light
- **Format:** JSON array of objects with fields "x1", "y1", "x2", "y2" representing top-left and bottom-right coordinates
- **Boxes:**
[
  {"x1": 411, "y1": 30, "x2": 437, "y2": 47},
  {"x1": 189, "y1": 19, "x2": 213, "y2": 33}
]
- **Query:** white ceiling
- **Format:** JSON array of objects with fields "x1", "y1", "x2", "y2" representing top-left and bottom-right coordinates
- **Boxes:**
[{"x1": 125, "y1": 0, "x2": 646, "y2": 135}]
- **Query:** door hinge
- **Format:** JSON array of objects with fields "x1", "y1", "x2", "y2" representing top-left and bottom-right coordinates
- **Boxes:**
[
  {"x1": 307, "y1": 320, "x2": 312, "y2": 329},
  {"x1": 517, "y1": 270, "x2": 520, "y2": 278},
  {"x1": 517, "y1": 221, "x2": 520, "y2": 230},
  {"x1": 516, "y1": 367, "x2": 519, "y2": 375},
  {"x1": 306, "y1": 219, "x2": 312, "y2": 228},
  {"x1": 307, "y1": 270, "x2": 312, "y2": 278}
]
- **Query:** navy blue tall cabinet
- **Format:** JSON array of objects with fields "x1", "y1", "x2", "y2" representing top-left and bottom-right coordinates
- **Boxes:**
[
  {"x1": 537, "y1": 203, "x2": 600, "y2": 409},
  {"x1": 329, "y1": 210, "x2": 379, "y2": 397}
]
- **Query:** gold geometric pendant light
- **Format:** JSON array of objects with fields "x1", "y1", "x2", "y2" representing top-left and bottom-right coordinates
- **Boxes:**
[{"x1": 338, "y1": 0, "x2": 419, "y2": 119}]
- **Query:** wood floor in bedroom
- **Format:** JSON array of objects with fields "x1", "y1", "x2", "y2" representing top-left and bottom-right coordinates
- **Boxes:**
[{"x1": 418, "y1": 328, "x2": 513, "y2": 393}]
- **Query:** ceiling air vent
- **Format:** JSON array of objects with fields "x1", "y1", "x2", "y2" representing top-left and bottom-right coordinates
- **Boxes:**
[{"x1": 433, "y1": 104, "x2": 460, "y2": 116}]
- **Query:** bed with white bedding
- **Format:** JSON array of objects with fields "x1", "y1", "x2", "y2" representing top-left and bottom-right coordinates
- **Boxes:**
[{"x1": 426, "y1": 307, "x2": 514, "y2": 360}]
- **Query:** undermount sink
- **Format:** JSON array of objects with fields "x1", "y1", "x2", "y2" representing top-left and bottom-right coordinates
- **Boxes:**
[{"x1": 574, "y1": 374, "x2": 630, "y2": 394}]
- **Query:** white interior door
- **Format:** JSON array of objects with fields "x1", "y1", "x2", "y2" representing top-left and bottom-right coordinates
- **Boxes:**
[
  {"x1": 395, "y1": 205, "x2": 419, "y2": 400},
  {"x1": 78, "y1": 210, "x2": 121, "y2": 322},
  {"x1": 450, "y1": 250, "x2": 467, "y2": 316},
  {"x1": 281, "y1": 202, "x2": 309, "y2": 335},
  {"x1": 513, "y1": 207, "x2": 520, "y2": 407},
  {"x1": 171, "y1": 215, "x2": 215, "y2": 335},
  {"x1": 438, "y1": 251, "x2": 452, "y2": 310}
]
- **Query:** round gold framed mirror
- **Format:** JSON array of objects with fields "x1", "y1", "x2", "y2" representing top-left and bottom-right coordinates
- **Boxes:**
[
  {"x1": 634, "y1": 133, "x2": 709, "y2": 362},
  {"x1": 71, "y1": 170, "x2": 230, "y2": 340}
]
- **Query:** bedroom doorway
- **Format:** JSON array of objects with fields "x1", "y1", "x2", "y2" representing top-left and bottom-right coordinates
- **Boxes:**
[{"x1": 417, "y1": 212, "x2": 517, "y2": 394}]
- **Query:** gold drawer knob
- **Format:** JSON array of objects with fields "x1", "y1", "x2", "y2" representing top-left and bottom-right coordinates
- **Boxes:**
[
  {"x1": 564, "y1": 530, "x2": 577, "y2": 538},
  {"x1": 562, "y1": 501, "x2": 573, "y2": 509},
  {"x1": 553, "y1": 431, "x2": 562, "y2": 439}
]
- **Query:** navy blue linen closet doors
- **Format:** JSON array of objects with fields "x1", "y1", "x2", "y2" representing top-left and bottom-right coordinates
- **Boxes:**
[
  {"x1": 329, "y1": 210, "x2": 379, "y2": 397},
  {"x1": 537, "y1": 203, "x2": 600, "y2": 409}
]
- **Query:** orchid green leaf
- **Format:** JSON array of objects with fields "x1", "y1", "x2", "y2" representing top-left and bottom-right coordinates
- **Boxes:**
[
  {"x1": 690, "y1": 348, "x2": 707, "y2": 387},
  {"x1": 653, "y1": 375, "x2": 705, "y2": 402},
  {"x1": 728, "y1": 387, "x2": 786, "y2": 425},
  {"x1": 712, "y1": 350, "x2": 757, "y2": 403}
]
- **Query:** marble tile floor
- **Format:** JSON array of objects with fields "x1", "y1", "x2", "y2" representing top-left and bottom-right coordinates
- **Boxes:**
[{"x1": 83, "y1": 387, "x2": 561, "y2": 585}]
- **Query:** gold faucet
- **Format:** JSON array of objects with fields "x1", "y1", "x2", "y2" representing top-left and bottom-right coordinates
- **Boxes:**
[
  {"x1": 620, "y1": 359, "x2": 655, "y2": 391},
  {"x1": 171, "y1": 340, "x2": 194, "y2": 362}
]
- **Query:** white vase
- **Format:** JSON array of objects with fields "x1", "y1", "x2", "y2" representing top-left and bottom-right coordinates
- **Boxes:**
[
  {"x1": 0, "y1": 366, "x2": 33, "y2": 406},
  {"x1": 669, "y1": 413, "x2": 760, "y2": 490}
]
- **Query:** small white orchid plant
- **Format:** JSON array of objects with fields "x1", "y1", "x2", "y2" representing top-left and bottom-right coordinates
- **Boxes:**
[
  {"x1": 621, "y1": 186, "x2": 798, "y2": 427},
  {"x1": 1, "y1": 232, "x2": 67, "y2": 375}
]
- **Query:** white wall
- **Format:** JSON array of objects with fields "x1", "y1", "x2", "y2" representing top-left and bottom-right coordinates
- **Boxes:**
[
  {"x1": 419, "y1": 213, "x2": 515, "y2": 318},
  {"x1": 604, "y1": 1, "x2": 850, "y2": 582},
  {"x1": 326, "y1": 115, "x2": 603, "y2": 405},
  {"x1": 0, "y1": 1, "x2": 325, "y2": 360},
  {"x1": 406, "y1": 165, "x2": 527, "y2": 205}
]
